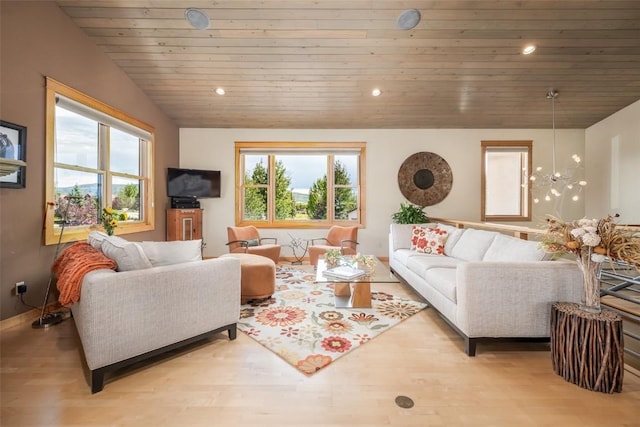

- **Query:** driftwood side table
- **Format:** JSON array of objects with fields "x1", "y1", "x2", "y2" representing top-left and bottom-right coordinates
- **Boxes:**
[{"x1": 550, "y1": 302, "x2": 624, "y2": 393}]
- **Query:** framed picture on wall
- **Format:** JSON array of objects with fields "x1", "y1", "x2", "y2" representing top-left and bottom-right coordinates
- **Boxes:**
[{"x1": 0, "y1": 120, "x2": 27, "y2": 188}]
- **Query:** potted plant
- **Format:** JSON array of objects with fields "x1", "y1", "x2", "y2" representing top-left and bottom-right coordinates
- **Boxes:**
[{"x1": 391, "y1": 202, "x2": 429, "y2": 224}]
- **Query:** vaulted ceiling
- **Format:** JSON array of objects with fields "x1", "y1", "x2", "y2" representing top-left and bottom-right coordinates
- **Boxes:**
[{"x1": 56, "y1": 1, "x2": 640, "y2": 129}]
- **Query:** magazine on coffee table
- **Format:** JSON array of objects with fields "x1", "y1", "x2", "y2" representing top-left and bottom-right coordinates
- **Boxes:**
[{"x1": 322, "y1": 265, "x2": 366, "y2": 280}]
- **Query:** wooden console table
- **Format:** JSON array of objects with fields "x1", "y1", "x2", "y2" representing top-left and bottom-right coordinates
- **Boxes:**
[{"x1": 550, "y1": 302, "x2": 624, "y2": 393}]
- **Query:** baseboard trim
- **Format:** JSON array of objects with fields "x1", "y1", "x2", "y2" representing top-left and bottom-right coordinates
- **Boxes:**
[{"x1": 1, "y1": 303, "x2": 64, "y2": 332}]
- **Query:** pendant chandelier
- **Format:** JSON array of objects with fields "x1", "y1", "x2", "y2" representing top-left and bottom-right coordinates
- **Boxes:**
[{"x1": 529, "y1": 90, "x2": 587, "y2": 204}]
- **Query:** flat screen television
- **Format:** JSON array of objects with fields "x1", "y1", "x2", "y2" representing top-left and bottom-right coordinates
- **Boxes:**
[{"x1": 167, "y1": 167, "x2": 221, "y2": 198}]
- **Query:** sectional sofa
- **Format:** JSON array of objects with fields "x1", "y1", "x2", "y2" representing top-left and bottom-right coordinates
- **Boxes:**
[{"x1": 389, "y1": 222, "x2": 583, "y2": 355}]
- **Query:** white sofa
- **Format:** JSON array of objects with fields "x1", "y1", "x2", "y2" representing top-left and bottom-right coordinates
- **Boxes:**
[
  {"x1": 389, "y1": 223, "x2": 583, "y2": 356},
  {"x1": 69, "y1": 233, "x2": 241, "y2": 393}
]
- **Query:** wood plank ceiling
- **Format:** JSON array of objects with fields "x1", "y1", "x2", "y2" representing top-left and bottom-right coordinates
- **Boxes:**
[{"x1": 56, "y1": 1, "x2": 640, "y2": 129}]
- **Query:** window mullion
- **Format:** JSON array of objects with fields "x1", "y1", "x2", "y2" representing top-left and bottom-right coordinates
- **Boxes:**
[
  {"x1": 327, "y1": 155, "x2": 335, "y2": 222},
  {"x1": 268, "y1": 154, "x2": 276, "y2": 223},
  {"x1": 100, "y1": 124, "x2": 110, "y2": 210},
  {"x1": 520, "y1": 152, "x2": 527, "y2": 216}
]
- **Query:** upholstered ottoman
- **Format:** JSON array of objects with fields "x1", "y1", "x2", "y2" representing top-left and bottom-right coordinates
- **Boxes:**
[{"x1": 220, "y1": 253, "x2": 276, "y2": 303}]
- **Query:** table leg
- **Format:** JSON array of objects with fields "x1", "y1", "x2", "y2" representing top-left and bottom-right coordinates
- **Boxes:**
[
  {"x1": 334, "y1": 282, "x2": 371, "y2": 308},
  {"x1": 351, "y1": 282, "x2": 371, "y2": 308}
]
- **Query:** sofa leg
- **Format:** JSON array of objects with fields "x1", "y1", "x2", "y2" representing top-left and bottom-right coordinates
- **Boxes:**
[
  {"x1": 91, "y1": 370, "x2": 105, "y2": 394},
  {"x1": 465, "y1": 338, "x2": 478, "y2": 357},
  {"x1": 228, "y1": 323, "x2": 237, "y2": 340}
]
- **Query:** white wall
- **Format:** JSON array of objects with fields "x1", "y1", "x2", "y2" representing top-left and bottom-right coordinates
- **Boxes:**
[
  {"x1": 179, "y1": 128, "x2": 585, "y2": 258},
  {"x1": 585, "y1": 99, "x2": 640, "y2": 224}
]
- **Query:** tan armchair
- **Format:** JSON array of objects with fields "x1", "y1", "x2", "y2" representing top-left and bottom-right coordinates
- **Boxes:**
[
  {"x1": 226, "y1": 226, "x2": 281, "y2": 264},
  {"x1": 308, "y1": 226, "x2": 359, "y2": 266}
]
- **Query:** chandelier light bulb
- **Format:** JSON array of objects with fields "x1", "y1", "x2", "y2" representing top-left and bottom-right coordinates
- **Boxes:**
[
  {"x1": 529, "y1": 176, "x2": 536, "y2": 181},
  {"x1": 536, "y1": 166, "x2": 543, "y2": 172},
  {"x1": 533, "y1": 198, "x2": 540, "y2": 204},
  {"x1": 572, "y1": 154, "x2": 581, "y2": 163},
  {"x1": 579, "y1": 180, "x2": 587, "y2": 186},
  {"x1": 567, "y1": 184, "x2": 573, "y2": 189},
  {"x1": 572, "y1": 195, "x2": 580, "y2": 201},
  {"x1": 545, "y1": 195, "x2": 551, "y2": 201}
]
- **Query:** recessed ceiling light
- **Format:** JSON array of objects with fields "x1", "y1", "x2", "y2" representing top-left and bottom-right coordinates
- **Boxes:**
[
  {"x1": 215, "y1": 87, "x2": 225, "y2": 96},
  {"x1": 397, "y1": 9, "x2": 421, "y2": 30},
  {"x1": 372, "y1": 88, "x2": 382, "y2": 97},
  {"x1": 185, "y1": 8, "x2": 210, "y2": 30},
  {"x1": 523, "y1": 44, "x2": 536, "y2": 55}
]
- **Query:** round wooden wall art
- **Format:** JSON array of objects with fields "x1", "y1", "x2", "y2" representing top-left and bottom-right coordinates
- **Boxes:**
[{"x1": 397, "y1": 152, "x2": 453, "y2": 206}]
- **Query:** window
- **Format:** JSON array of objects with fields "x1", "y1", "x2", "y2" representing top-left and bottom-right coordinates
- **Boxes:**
[
  {"x1": 235, "y1": 141, "x2": 366, "y2": 227},
  {"x1": 481, "y1": 141, "x2": 532, "y2": 222},
  {"x1": 45, "y1": 77, "x2": 155, "y2": 244}
]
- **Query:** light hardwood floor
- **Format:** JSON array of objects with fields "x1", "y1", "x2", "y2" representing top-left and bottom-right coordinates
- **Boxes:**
[{"x1": 2, "y1": 278, "x2": 639, "y2": 427}]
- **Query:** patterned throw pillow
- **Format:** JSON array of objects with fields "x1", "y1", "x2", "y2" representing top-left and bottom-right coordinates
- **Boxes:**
[{"x1": 410, "y1": 225, "x2": 449, "y2": 255}]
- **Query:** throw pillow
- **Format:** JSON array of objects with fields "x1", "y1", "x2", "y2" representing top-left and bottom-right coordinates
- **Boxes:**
[
  {"x1": 87, "y1": 230, "x2": 109, "y2": 250},
  {"x1": 140, "y1": 239, "x2": 203, "y2": 267},
  {"x1": 410, "y1": 225, "x2": 426, "y2": 251},
  {"x1": 100, "y1": 239, "x2": 153, "y2": 272},
  {"x1": 410, "y1": 225, "x2": 449, "y2": 255}
]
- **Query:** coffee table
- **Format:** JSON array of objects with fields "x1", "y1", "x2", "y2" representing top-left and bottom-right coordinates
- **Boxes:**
[{"x1": 314, "y1": 256, "x2": 399, "y2": 308}]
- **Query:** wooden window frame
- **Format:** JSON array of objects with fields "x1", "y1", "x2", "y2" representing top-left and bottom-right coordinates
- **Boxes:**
[
  {"x1": 44, "y1": 77, "x2": 155, "y2": 245},
  {"x1": 235, "y1": 141, "x2": 366, "y2": 228},
  {"x1": 481, "y1": 140, "x2": 532, "y2": 222}
]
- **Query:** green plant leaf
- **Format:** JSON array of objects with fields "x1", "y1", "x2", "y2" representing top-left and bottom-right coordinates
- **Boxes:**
[{"x1": 391, "y1": 202, "x2": 429, "y2": 224}]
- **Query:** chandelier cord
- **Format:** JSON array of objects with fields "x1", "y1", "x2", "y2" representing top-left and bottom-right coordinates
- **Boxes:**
[
  {"x1": 552, "y1": 94, "x2": 556, "y2": 176},
  {"x1": 548, "y1": 90, "x2": 558, "y2": 179}
]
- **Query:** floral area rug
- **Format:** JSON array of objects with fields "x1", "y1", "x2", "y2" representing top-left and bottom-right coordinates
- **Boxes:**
[{"x1": 237, "y1": 265, "x2": 427, "y2": 375}]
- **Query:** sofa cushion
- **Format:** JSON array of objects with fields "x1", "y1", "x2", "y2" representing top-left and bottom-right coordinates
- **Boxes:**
[
  {"x1": 449, "y1": 228, "x2": 499, "y2": 261},
  {"x1": 483, "y1": 234, "x2": 546, "y2": 262},
  {"x1": 435, "y1": 223, "x2": 465, "y2": 255},
  {"x1": 100, "y1": 239, "x2": 153, "y2": 272},
  {"x1": 406, "y1": 254, "x2": 463, "y2": 278},
  {"x1": 393, "y1": 248, "x2": 421, "y2": 265},
  {"x1": 140, "y1": 239, "x2": 202, "y2": 266},
  {"x1": 410, "y1": 225, "x2": 447, "y2": 255},
  {"x1": 424, "y1": 268, "x2": 457, "y2": 303}
]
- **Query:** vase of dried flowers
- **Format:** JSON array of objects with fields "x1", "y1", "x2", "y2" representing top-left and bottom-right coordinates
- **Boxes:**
[
  {"x1": 577, "y1": 248, "x2": 602, "y2": 313},
  {"x1": 542, "y1": 214, "x2": 640, "y2": 314}
]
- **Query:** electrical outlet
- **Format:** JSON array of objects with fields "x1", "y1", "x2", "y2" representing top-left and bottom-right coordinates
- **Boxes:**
[{"x1": 15, "y1": 281, "x2": 27, "y2": 295}]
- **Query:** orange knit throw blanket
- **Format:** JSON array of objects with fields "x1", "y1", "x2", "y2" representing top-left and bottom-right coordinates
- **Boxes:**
[{"x1": 53, "y1": 242, "x2": 117, "y2": 306}]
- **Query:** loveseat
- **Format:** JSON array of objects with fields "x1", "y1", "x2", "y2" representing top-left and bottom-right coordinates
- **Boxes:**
[
  {"x1": 389, "y1": 222, "x2": 583, "y2": 356},
  {"x1": 67, "y1": 232, "x2": 241, "y2": 393}
]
